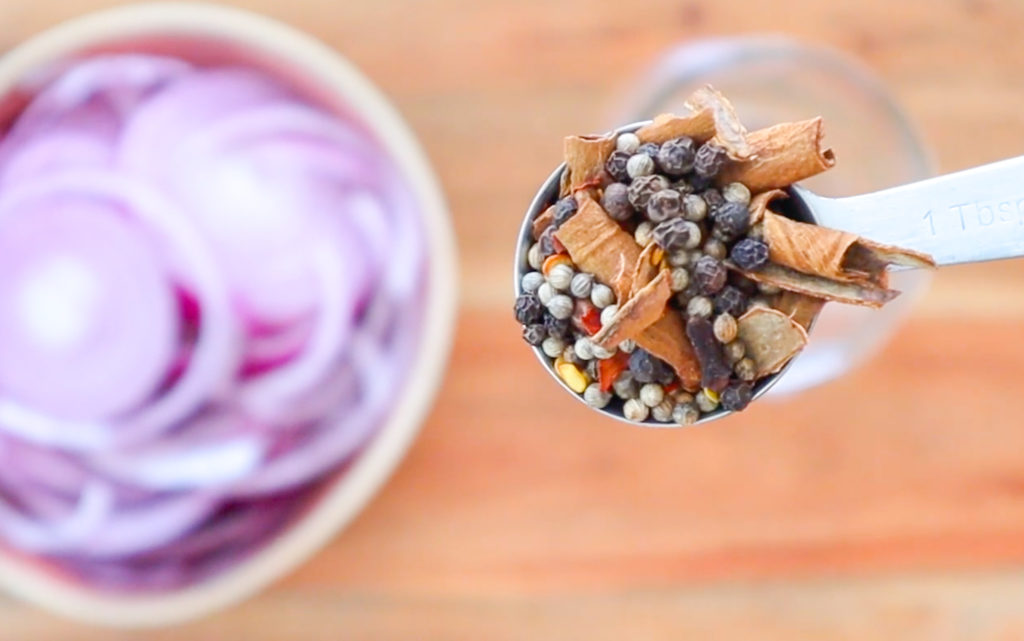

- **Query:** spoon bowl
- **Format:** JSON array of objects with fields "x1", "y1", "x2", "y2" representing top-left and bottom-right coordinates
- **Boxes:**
[{"x1": 513, "y1": 121, "x2": 809, "y2": 428}]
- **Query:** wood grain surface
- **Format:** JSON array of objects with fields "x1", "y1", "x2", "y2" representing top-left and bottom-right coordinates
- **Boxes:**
[{"x1": 3, "y1": 0, "x2": 1024, "y2": 638}]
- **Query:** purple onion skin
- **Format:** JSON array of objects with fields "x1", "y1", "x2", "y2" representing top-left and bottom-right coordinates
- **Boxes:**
[{"x1": 0, "y1": 54, "x2": 426, "y2": 587}]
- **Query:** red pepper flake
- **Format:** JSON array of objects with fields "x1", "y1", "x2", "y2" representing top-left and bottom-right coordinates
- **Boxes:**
[
  {"x1": 663, "y1": 379, "x2": 680, "y2": 394},
  {"x1": 598, "y1": 352, "x2": 630, "y2": 392}
]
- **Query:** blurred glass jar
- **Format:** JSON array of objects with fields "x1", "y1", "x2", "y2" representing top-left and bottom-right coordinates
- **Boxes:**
[{"x1": 615, "y1": 37, "x2": 934, "y2": 395}]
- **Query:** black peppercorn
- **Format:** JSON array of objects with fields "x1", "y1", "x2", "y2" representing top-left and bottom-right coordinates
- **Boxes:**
[
  {"x1": 605, "y1": 150, "x2": 631, "y2": 182},
  {"x1": 693, "y1": 143, "x2": 729, "y2": 178},
  {"x1": 713, "y1": 285, "x2": 748, "y2": 317},
  {"x1": 553, "y1": 196, "x2": 578, "y2": 228},
  {"x1": 693, "y1": 255, "x2": 728, "y2": 295},
  {"x1": 720, "y1": 382, "x2": 754, "y2": 412},
  {"x1": 514, "y1": 294, "x2": 545, "y2": 325},
  {"x1": 522, "y1": 323, "x2": 547, "y2": 346},
  {"x1": 711, "y1": 201, "x2": 750, "y2": 241},
  {"x1": 655, "y1": 136, "x2": 696, "y2": 176},
  {"x1": 601, "y1": 182, "x2": 634, "y2": 221},
  {"x1": 730, "y1": 238, "x2": 770, "y2": 271}
]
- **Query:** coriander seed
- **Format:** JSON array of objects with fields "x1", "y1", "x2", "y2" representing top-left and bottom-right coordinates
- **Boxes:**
[
  {"x1": 541, "y1": 336, "x2": 565, "y2": 358},
  {"x1": 547, "y1": 294, "x2": 574, "y2": 320},
  {"x1": 639, "y1": 383, "x2": 665, "y2": 408},
  {"x1": 574, "y1": 336, "x2": 595, "y2": 361},
  {"x1": 527, "y1": 243, "x2": 543, "y2": 270},
  {"x1": 652, "y1": 399, "x2": 675, "y2": 422},
  {"x1": 521, "y1": 271, "x2": 544, "y2": 294},
  {"x1": 600, "y1": 304, "x2": 619, "y2": 326},
  {"x1": 616, "y1": 132, "x2": 640, "y2": 154},
  {"x1": 590, "y1": 283, "x2": 615, "y2": 309},
  {"x1": 570, "y1": 272, "x2": 594, "y2": 299},
  {"x1": 536, "y1": 281, "x2": 555, "y2": 306},
  {"x1": 713, "y1": 313, "x2": 739, "y2": 344},
  {"x1": 547, "y1": 263, "x2": 574, "y2": 291},
  {"x1": 583, "y1": 383, "x2": 612, "y2": 409},
  {"x1": 623, "y1": 398, "x2": 650, "y2": 422},
  {"x1": 626, "y1": 153, "x2": 655, "y2": 179}
]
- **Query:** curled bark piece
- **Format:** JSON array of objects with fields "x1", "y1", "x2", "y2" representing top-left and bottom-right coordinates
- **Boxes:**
[
  {"x1": 635, "y1": 313, "x2": 701, "y2": 392},
  {"x1": 531, "y1": 205, "x2": 555, "y2": 241},
  {"x1": 635, "y1": 110, "x2": 716, "y2": 145},
  {"x1": 729, "y1": 261, "x2": 898, "y2": 308},
  {"x1": 774, "y1": 290, "x2": 825, "y2": 331},
  {"x1": 593, "y1": 270, "x2": 672, "y2": 349},
  {"x1": 748, "y1": 189, "x2": 787, "y2": 225},
  {"x1": 562, "y1": 133, "x2": 616, "y2": 195},
  {"x1": 685, "y1": 316, "x2": 731, "y2": 393},
  {"x1": 762, "y1": 211, "x2": 935, "y2": 288},
  {"x1": 717, "y1": 117, "x2": 835, "y2": 192},
  {"x1": 630, "y1": 243, "x2": 661, "y2": 298},
  {"x1": 554, "y1": 197, "x2": 640, "y2": 301},
  {"x1": 736, "y1": 307, "x2": 809, "y2": 377},
  {"x1": 686, "y1": 86, "x2": 751, "y2": 159}
]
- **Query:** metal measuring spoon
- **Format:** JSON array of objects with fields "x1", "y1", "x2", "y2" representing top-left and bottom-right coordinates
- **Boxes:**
[{"x1": 515, "y1": 120, "x2": 1024, "y2": 427}]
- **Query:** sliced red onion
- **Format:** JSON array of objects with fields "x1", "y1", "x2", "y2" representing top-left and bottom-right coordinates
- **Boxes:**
[
  {"x1": 0, "y1": 195, "x2": 178, "y2": 420},
  {"x1": 0, "y1": 53, "x2": 430, "y2": 588}
]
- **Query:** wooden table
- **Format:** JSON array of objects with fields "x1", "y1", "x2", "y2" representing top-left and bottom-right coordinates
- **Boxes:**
[{"x1": 4, "y1": 0, "x2": 1024, "y2": 638}]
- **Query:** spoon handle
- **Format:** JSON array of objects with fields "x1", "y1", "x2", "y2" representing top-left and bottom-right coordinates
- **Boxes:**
[{"x1": 793, "y1": 154, "x2": 1024, "y2": 266}]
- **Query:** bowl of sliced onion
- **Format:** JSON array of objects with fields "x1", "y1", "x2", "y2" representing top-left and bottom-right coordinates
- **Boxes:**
[{"x1": 0, "y1": 2, "x2": 455, "y2": 627}]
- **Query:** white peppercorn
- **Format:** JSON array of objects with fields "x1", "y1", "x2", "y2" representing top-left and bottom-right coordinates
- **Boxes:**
[
  {"x1": 639, "y1": 383, "x2": 665, "y2": 408},
  {"x1": 541, "y1": 336, "x2": 565, "y2": 358},
  {"x1": 536, "y1": 282, "x2": 555, "y2": 306},
  {"x1": 591, "y1": 283, "x2": 615, "y2": 309},
  {"x1": 547, "y1": 263, "x2": 574, "y2": 291},
  {"x1": 735, "y1": 357, "x2": 757, "y2": 381},
  {"x1": 547, "y1": 294, "x2": 574, "y2": 320},
  {"x1": 713, "y1": 313, "x2": 738, "y2": 344},
  {"x1": 527, "y1": 243, "x2": 543, "y2": 270},
  {"x1": 619, "y1": 339, "x2": 636, "y2": 353},
  {"x1": 652, "y1": 399, "x2": 675, "y2": 422},
  {"x1": 521, "y1": 271, "x2": 544, "y2": 294},
  {"x1": 570, "y1": 272, "x2": 594, "y2": 299},
  {"x1": 749, "y1": 295, "x2": 772, "y2": 309},
  {"x1": 672, "y1": 402, "x2": 700, "y2": 426},
  {"x1": 670, "y1": 267, "x2": 690, "y2": 293},
  {"x1": 634, "y1": 221, "x2": 655, "y2": 247},
  {"x1": 600, "y1": 304, "x2": 619, "y2": 326},
  {"x1": 668, "y1": 249, "x2": 689, "y2": 267},
  {"x1": 696, "y1": 390, "x2": 719, "y2": 413},
  {"x1": 683, "y1": 194, "x2": 708, "y2": 221},
  {"x1": 723, "y1": 340, "x2": 746, "y2": 364},
  {"x1": 687, "y1": 295, "x2": 713, "y2": 319},
  {"x1": 682, "y1": 222, "x2": 703, "y2": 249},
  {"x1": 626, "y1": 153, "x2": 655, "y2": 179},
  {"x1": 623, "y1": 398, "x2": 650, "y2": 422},
  {"x1": 722, "y1": 181, "x2": 751, "y2": 205},
  {"x1": 703, "y1": 238, "x2": 727, "y2": 260},
  {"x1": 615, "y1": 132, "x2": 640, "y2": 154},
  {"x1": 574, "y1": 336, "x2": 595, "y2": 361},
  {"x1": 591, "y1": 342, "x2": 616, "y2": 360},
  {"x1": 758, "y1": 282, "x2": 782, "y2": 295},
  {"x1": 583, "y1": 383, "x2": 612, "y2": 409},
  {"x1": 612, "y1": 371, "x2": 639, "y2": 399}
]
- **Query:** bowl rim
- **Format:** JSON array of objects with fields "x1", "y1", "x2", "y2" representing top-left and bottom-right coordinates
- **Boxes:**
[{"x1": 0, "y1": 1, "x2": 457, "y2": 627}]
